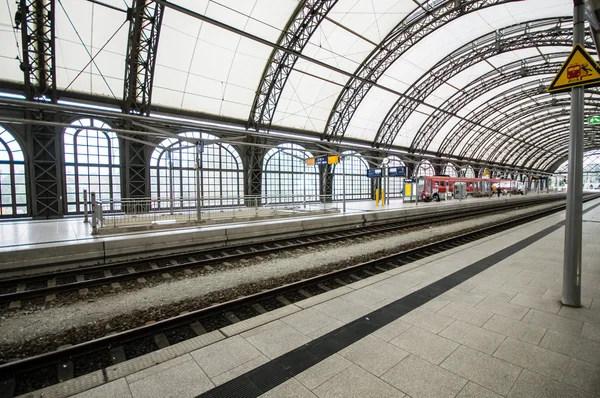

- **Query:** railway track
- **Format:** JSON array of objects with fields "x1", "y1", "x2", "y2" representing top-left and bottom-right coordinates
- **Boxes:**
[
  {"x1": 0, "y1": 195, "x2": 569, "y2": 307},
  {"x1": 1, "y1": 194, "x2": 598, "y2": 397}
]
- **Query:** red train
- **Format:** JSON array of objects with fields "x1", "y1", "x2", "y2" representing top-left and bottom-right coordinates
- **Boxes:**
[{"x1": 420, "y1": 175, "x2": 523, "y2": 202}]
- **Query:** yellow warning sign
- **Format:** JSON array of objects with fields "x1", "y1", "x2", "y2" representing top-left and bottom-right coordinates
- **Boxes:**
[{"x1": 547, "y1": 44, "x2": 600, "y2": 93}]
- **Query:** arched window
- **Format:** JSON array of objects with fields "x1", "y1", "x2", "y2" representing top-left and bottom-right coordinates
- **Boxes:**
[
  {"x1": 464, "y1": 166, "x2": 475, "y2": 178},
  {"x1": 0, "y1": 127, "x2": 27, "y2": 216},
  {"x1": 262, "y1": 143, "x2": 318, "y2": 204},
  {"x1": 64, "y1": 119, "x2": 120, "y2": 213},
  {"x1": 444, "y1": 163, "x2": 458, "y2": 177},
  {"x1": 416, "y1": 160, "x2": 434, "y2": 176},
  {"x1": 150, "y1": 132, "x2": 243, "y2": 208},
  {"x1": 388, "y1": 156, "x2": 405, "y2": 198},
  {"x1": 332, "y1": 151, "x2": 370, "y2": 200}
]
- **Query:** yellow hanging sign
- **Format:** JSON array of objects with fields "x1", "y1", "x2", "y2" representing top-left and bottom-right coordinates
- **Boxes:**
[{"x1": 547, "y1": 44, "x2": 600, "y2": 93}]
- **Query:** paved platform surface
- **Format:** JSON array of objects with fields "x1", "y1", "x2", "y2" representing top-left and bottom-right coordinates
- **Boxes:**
[
  {"x1": 0, "y1": 194, "x2": 549, "y2": 250},
  {"x1": 30, "y1": 197, "x2": 599, "y2": 398}
]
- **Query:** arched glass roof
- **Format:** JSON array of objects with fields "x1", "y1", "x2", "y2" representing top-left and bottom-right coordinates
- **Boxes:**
[{"x1": 0, "y1": 0, "x2": 594, "y2": 174}]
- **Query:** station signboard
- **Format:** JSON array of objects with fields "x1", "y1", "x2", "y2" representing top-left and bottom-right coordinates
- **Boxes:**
[
  {"x1": 367, "y1": 168, "x2": 383, "y2": 178},
  {"x1": 306, "y1": 155, "x2": 339, "y2": 166},
  {"x1": 388, "y1": 166, "x2": 406, "y2": 177}
]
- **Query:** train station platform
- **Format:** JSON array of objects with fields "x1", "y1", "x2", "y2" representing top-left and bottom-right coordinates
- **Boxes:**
[
  {"x1": 29, "y1": 197, "x2": 600, "y2": 398},
  {"x1": 0, "y1": 193, "x2": 564, "y2": 273}
]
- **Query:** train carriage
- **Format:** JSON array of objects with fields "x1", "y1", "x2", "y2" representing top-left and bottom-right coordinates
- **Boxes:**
[{"x1": 419, "y1": 175, "x2": 522, "y2": 202}]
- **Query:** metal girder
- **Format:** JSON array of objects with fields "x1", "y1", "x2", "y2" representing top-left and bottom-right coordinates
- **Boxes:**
[
  {"x1": 244, "y1": 136, "x2": 266, "y2": 202},
  {"x1": 533, "y1": 133, "x2": 598, "y2": 171},
  {"x1": 414, "y1": 53, "x2": 568, "y2": 154},
  {"x1": 247, "y1": 0, "x2": 337, "y2": 132},
  {"x1": 26, "y1": 110, "x2": 63, "y2": 217},
  {"x1": 480, "y1": 107, "x2": 599, "y2": 169},
  {"x1": 522, "y1": 128, "x2": 597, "y2": 170},
  {"x1": 462, "y1": 91, "x2": 600, "y2": 162},
  {"x1": 17, "y1": 0, "x2": 61, "y2": 217},
  {"x1": 487, "y1": 99, "x2": 600, "y2": 164},
  {"x1": 510, "y1": 117, "x2": 599, "y2": 169},
  {"x1": 18, "y1": 0, "x2": 56, "y2": 102},
  {"x1": 122, "y1": 0, "x2": 164, "y2": 115},
  {"x1": 121, "y1": 0, "x2": 164, "y2": 200},
  {"x1": 375, "y1": 17, "x2": 592, "y2": 149},
  {"x1": 439, "y1": 79, "x2": 552, "y2": 156},
  {"x1": 322, "y1": 0, "x2": 515, "y2": 142}
]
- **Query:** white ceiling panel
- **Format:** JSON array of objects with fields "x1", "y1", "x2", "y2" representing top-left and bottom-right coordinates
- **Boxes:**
[
  {"x1": 328, "y1": 0, "x2": 417, "y2": 43},
  {"x1": 345, "y1": 87, "x2": 400, "y2": 142},
  {"x1": 0, "y1": 0, "x2": 22, "y2": 83}
]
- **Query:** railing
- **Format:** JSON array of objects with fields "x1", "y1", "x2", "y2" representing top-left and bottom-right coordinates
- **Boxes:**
[{"x1": 88, "y1": 193, "x2": 341, "y2": 234}]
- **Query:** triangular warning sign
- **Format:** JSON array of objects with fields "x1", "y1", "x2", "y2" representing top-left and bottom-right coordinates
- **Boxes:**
[{"x1": 547, "y1": 44, "x2": 600, "y2": 93}]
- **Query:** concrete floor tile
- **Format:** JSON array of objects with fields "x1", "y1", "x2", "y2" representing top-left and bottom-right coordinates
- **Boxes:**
[
  {"x1": 580, "y1": 321, "x2": 600, "y2": 343},
  {"x1": 281, "y1": 307, "x2": 340, "y2": 336},
  {"x1": 382, "y1": 354, "x2": 467, "y2": 398},
  {"x1": 482, "y1": 314, "x2": 547, "y2": 345},
  {"x1": 307, "y1": 320, "x2": 345, "y2": 340},
  {"x1": 128, "y1": 357, "x2": 213, "y2": 398},
  {"x1": 559, "y1": 305, "x2": 600, "y2": 325},
  {"x1": 439, "y1": 289, "x2": 486, "y2": 307},
  {"x1": 509, "y1": 293, "x2": 562, "y2": 314},
  {"x1": 528, "y1": 278, "x2": 562, "y2": 291},
  {"x1": 493, "y1": 338, "x2": 570, "y2": 381},
  {"x1": 295, "y1": 354, "x2": 353, "y2": 391},
  {"x1": 440, "y1": 345, "x2": 522, "y2": 396},
  {"x1": 242, "y1": 321, "x2": 311, "y2": 359},
  {"x1": 365, "y1": 281, "x2": 414, "y2": 299},
  {"x1": 500, "y1": 281, "x2": 547, "y2": 298},
  {"x1": 456, "y1": 382, "x2": 503, "y2": 398},
  {"x1": 126, "y1": 355, "x2": 192, "y2": 384},
  {"x1": 339, "y1": 335, "x2": 409, "y2": 376},
  {"x1": 563, "y1": 358, "x2": 600, "y2": 395},
  {"x1": 314, "y1": 297, "x2": 371, "y2": 323},
  {"x1": 343, "y1": 289, "x2": 389, "y2": 307},
  {"x1": 190, "y1": 335, "x2": 262, "y2": 378},
  {"x1": 470, "y1": 276, "x2": 506, "y2": 289},
  {"x1": 211, "y1": 355, "x2": 269, "y2": 386},
  {"x1": 508, "y1": 369, "x2": 595, "y2": 398},
  {"x1": 522, "y1": 309, "x2": 584, "y2": 336},
  {"x1": 399, "y1": 308, "x2": 454, "y2": 334},
  {"x1": 72, "y1": 379, "x2": 132, "y2": 398},
  {"x1": 437, "y1": 301, "x2": 494, "y2": 327},
  {"x1": 261, "y1": 378, "x2": 318, "y2": 398},
  {"x1": 372, "y1": 319, "x2": 412, "y2": 342},
  {"x1": 475, "y1": 297, "x2": 530, "y2": 320},
  {"x1": 518, "y1": 269, "x2": 560, "y2": 282},
  {"x1": 386, "y1": 270, "x2": 437, "y2": 289},
  {"x1": 470, "y1": 285, "x2": 518, "y2": 302},
  {"x1": 439, "y1": 320, "x2": 506, "y2": 355},
  {"x1": 540, "y1": 330, "x2": 600, "y2": 366},
  {"x1": 390, "y1": 326, "x2": 459, "y2": 365},
  {"x1": 313, "y1": 365, "x2": 405, "y2": 398}
]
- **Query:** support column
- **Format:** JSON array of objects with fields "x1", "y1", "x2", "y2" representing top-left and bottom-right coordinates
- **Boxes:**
[
  {"x1": 27, "y1": 111, "x2": 63, "y2": 218},
  {"x1": 563, "y1": 0, "x2": 584, "y2": 307}
]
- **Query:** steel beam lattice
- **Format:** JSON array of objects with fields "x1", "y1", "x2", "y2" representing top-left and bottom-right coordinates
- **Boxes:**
[
  {"x1": 123, "y1": 0, "x2": 164, "y2": 115},
  {"x1": 322, "y1": 0, "x2": 516, "y2": 143},
  {"x1": 375, "y1": 17, "x2": 591, "y2": 149},
  {"x1": 414, "y1": 53, "x2": 569, "y2": 154},
  {"x1": 122, "y1": 0, "x2": 164, "y2": 200},
  {"x1": 18, "y1": 0, "x2": 56, "y2": 102},
  {"x1": 247, "y1": 0, "x2": 337, "y2": 133}
]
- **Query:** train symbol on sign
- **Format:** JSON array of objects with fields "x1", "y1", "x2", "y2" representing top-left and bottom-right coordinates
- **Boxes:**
[{"x1": 567, "y1": 63, "x2": 593, "y2": 82}]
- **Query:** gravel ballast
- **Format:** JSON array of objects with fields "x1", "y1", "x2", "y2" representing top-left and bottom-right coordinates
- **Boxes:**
[{"x1": 0, "y1": 200, "x2": 564, "y2": 360}]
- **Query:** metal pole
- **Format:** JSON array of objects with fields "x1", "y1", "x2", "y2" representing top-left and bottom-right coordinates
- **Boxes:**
[
  {"x1": 168, "y1": 151, "x2": 174, "y2": 215},
  {"x1": 563, "y1": 0, "x2": 584, "y2": 307},
  {"x1": 83, "y1": 189, "x2": 88, "y2": 223},
  {"x1": 342, "y1": 157, "x2": 346, "y2": 213},
  {"x1": 90, "y1": 192, "x2": 97, "y2": 235},
  {"x1": 196, "y1": 149, "x2": 201, "y2": 222}
]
